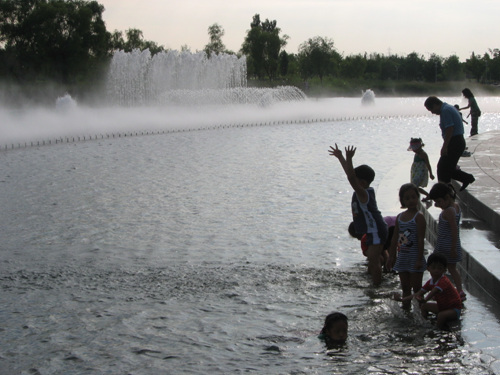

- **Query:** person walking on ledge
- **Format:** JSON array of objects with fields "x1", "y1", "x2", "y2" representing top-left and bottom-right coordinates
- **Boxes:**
[{"x1": 424, "y1": 96, "x2": 475, "y2": 191}]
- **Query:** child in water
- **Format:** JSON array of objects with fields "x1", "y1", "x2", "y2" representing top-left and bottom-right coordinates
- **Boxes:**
[
  {"x1": 329, "y1": 144, "x2": 388, "y2": 286},
  {"x1": 319, "y1": 312, "x2": 348, "y2": 346},
  {"x1": 387, "y1": 183, "x2": 427, "y2": 310},
  {"x1": 408, "y1": 138, "x2": 434, "y2": 200},
  {"x1": 395, "y1": 253, "x2": 462, "y2": 330},
  {"x1": 427, "y1": 183, "x2": 466, "y2": 301}
]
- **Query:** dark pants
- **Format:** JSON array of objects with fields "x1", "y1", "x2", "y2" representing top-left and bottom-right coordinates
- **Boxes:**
[
  {"x1": 437, "y1": 135, "x2": 474, "y2": 184},
  {"x1": 470, "y1": 116, "x2": 478, "y2": 136}
]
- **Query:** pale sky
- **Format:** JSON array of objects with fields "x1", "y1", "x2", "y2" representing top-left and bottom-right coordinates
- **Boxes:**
[{"x1": 99, "y1": 0, "x2": 499, "y2": 61}]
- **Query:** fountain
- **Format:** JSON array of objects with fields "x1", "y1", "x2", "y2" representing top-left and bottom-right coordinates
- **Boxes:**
[
  {"x1": 361, "y1": 89, "x2": 375, "y2": 105},
  {"x1": 55, "y1": 93, "x2": 78, "y2": 111},
  {"x1": 105, "y1": 49, "x2": 306, "y2": 106}
]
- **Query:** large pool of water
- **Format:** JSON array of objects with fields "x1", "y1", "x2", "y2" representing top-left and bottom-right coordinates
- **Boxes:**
[{"x1": 1, "y1": 97, "x2": 500, "y2": 374}]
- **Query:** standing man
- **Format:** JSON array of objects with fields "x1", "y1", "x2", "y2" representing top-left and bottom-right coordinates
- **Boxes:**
[{"x1": 424, "y1": 96, "x2": 475, "y2": 191}]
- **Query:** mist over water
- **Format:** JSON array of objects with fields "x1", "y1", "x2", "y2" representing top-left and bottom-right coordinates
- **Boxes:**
[{"x1": 2, "y1": 95, "x2": 500, "y2": 147}]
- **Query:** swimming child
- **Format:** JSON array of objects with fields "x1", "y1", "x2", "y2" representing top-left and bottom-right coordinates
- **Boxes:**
[
  {"x1": 387, "y1": 183, "x2": 427, "y2": 310},
  {"x1": 319, "y1": 312, "x2": 348, "y2": 346},
  {"x1": 329, "y1": 144, "x2": 388, "y2": 286},
  {"x1": 427, "y1": 182, "x2": 466, "y2": 301},
  {"x1": 459, "y1": 88, "x2": 481, "y2": 136},
  {"x1": 395, "y1": 253, "x2": 462, "y2": 330},
  {"x1": 408, "y1": 138, "x2": 434, "y2": 200}
]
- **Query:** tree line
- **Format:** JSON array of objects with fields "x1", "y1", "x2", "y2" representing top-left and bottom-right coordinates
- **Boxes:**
[{"x1": 1, "y1": 0, "x2": 499, "y2": 103}]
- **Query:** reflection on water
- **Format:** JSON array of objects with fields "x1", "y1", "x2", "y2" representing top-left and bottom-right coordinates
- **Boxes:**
[{"x1": 1, "y1": 108, "x2": 500, "y2": 374}]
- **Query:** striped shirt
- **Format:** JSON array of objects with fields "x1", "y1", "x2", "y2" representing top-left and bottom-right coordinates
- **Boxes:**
[
  {"x1": 434, "y1": 207, "x2": 462, "y2": 263},
  {"x1": 351, "y1": 187, "x2": 388, "y2": 245}
]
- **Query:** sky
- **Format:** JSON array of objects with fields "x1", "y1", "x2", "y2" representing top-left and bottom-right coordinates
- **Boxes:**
[{"x1": 98, "y1": 0, "x2": 500, "y2": 61}]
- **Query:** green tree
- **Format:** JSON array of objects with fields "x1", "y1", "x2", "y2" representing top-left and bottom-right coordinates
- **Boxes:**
[
  {"x1": 340, "y1": 54, "x2": 367, "y2": 79},
  {"x1": 0, "y1": 0, "x2": 111, "y2": 84},
  {"x1": 401, "y1": 52, "x2": 425, "y2": 81},
  {"x1": 241, "y1": 14, "x2": 288, "y2": 80},
  {"x1": 422, "y1": 54, "x2": 442, "y2": 82},
  {"x1": 110, "y1": 28, "x2": 164, "y2": 54},
  {"x1": 442, "y1": 55, "x2": 463, "y2": 81},
  {"x1": 488, "y1": 48, "x2": 500, "y2": 82},
  {"x1": 204, "y1": 23, "x2": 227, "y2": 56},
  {"x1": 298, "y1": 36, "x2": 340, "y2": 82},
  {"x1": 464, "y1": 52, "x2": 484, "y2": 82}
]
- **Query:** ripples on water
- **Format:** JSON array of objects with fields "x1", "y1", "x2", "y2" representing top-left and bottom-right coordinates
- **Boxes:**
[{"x1": 1, "y1": 99, "x2": 500, "y2": 374}]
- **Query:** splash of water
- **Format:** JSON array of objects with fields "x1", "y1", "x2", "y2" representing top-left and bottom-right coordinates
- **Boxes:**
[
  {"x1": 106, "y1": 49, "x2": 248, "y2": 106},
  {"x1": 55, "y1": 93, "x2": 77, "y2": 111},
  {"x1": 105, "y1": 49, "x2": 307, "y2": 107}
]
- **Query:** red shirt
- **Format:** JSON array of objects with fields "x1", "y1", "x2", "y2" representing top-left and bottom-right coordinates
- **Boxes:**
[{"x1": 422, "y1": 275, "x2": 462, "y2": 311}]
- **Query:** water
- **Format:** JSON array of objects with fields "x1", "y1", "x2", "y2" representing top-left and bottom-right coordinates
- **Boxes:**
[{"x1": 1, "y1": 98, "x2": 500, "y2": 374}]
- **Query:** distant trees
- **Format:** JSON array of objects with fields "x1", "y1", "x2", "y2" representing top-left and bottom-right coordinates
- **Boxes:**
[
  {"x1": 241, "y1": 14, "x2": 288, "y2": 80},
  {"x1": 298, "y1": 36, "x2": 340, "y2": 83},
  {"x1": 110, "y1": 28, "x2": 164, "y2": 55},
  {"x1": 204, "y1": 23, "x2": 228, "y2": 56},
  {"x1": 0, "y1": 0, "x2": 110, "y2": 85},
  {"x1": 0, "y1": 0, "x2": 499, "y2": 100}
]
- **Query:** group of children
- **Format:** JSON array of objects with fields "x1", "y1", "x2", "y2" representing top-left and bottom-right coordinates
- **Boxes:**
[
  {"x1": 319, "y1": 90, "x2": 480, "y2": 345},
  {"x1": 321, "y1": 136, "x2": 466, "y2": 345}
]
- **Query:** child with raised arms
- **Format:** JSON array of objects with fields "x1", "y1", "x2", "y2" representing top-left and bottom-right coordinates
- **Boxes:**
[{"x1": 329, "y1": 144, "x2": 388, "y2": 286}]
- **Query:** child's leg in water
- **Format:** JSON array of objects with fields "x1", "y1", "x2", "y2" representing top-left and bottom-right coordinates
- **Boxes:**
[{"x1": 366, "y1": 244, "x2": 383, "y2": 286}]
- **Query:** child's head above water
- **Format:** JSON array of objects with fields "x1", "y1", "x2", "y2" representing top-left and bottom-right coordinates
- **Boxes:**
[
  {"x1": 354, "y1": 164, "x2": 375, "y2": 186},
  {"x1": 408, "y1": 137, "x2": 424, "y2": 152},
  {"x1": 321, "y1": 312, "x2": 348, "y2": 345}
]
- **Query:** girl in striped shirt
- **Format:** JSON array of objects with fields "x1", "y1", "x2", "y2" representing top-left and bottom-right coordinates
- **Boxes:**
[{"x1": 427, "y1": 183, "x2": 466, "y2": 301}]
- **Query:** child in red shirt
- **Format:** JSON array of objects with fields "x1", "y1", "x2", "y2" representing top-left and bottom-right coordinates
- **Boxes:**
[{"x1": 394, "y1": 252, "x2": 462, "y2": 329}]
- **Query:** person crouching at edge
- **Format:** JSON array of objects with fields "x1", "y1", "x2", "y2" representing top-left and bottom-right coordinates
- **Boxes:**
[
  {"x1": 329, "y1": 144, "x2": 388, "y2": 286},
  {"x1": 318, "y1": 312, "x2": 348, "y2": 347},
  {"x1": 394, "y1": 253, "x2": 462, "y2": 330}
]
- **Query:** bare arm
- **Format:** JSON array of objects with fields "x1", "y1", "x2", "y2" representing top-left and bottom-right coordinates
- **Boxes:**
[
  {"x1": 395, "y1": 288, "x2": 426, "y2": 302},
  {"x1": 415, "y1": 213, "x2": 426, "y2": 270},
  {"x1": 386, "y1": 216, "x2": 400, "y2": 271},
  {"x1": 328, "y1": 144, "x2": 368, "y2": 203},
  {"x1": 420, "y1": 150, "x2": 434, "y2": 180}
]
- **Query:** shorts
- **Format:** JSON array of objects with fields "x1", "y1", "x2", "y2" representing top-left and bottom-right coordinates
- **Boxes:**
[{"x1": 365, "y1": 233, "x2": 381, "y2": 246}]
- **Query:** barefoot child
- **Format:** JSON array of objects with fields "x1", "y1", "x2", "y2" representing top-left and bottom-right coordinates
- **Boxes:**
[
  {"x1": 395, "y1": 253, "x2": 462, "y2": 330},
  {"x1": 329, "y1": 144, "x2": 388, "y2": 286},
  {"x1": 408, "y1": 138, "x2": 434, "y2": 200},
  {"x1": 427, "y1": 183, "x2": 466, "y2": 301},
  {"x1": 387, "y1": 183, "x2": 427, "y2": 310}
]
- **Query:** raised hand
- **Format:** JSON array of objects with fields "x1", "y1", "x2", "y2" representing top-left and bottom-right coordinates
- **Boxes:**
[{"x1": 328, "y1": 143, "x2": 343, "y2": 159}]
